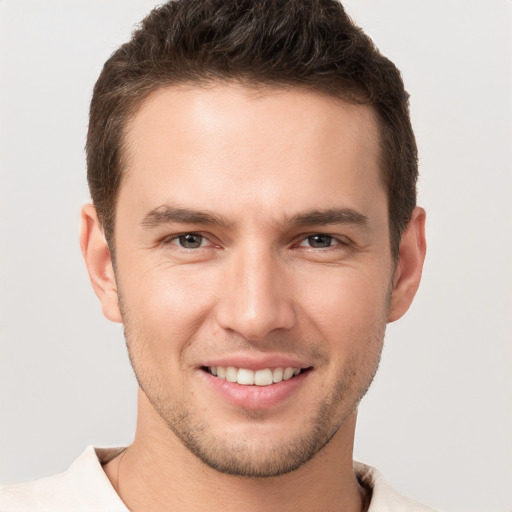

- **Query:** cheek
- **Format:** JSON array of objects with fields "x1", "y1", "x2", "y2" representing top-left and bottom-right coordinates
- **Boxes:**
[
  {"x1": 120, "y1": 263, "x2": 219, "y2": 346},
  {"x1": 295, "y1": 265, "x2": 390, "y2": 342}
]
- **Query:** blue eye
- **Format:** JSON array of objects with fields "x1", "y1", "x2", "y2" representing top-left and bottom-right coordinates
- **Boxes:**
[
  {"x1": 305, "y1": 234, "x2": 335, "y2": 248},
  {"x1": 175, "y1": 233, "x2": 204, "y2": 248}
]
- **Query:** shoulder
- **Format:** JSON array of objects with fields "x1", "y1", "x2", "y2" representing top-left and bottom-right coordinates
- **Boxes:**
[
  {"x1": 355, "y1": 462, "x2": 440, "y2": 512},
  {"x1": 0, "y1": 446, "x2": 128, "y2": 512}
]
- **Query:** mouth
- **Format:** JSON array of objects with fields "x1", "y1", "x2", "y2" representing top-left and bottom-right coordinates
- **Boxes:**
[{"x1": 202, "y1": 366, "x2": 310, "y2": 386}]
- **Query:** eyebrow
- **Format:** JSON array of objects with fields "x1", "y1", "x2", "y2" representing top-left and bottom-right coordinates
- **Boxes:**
[
  {"x1": 288, "y1": 208, "x2": 369, "y2": 228},
  {"x1": 141, "y1": 205, "x2": 369, "y2": 230},
  {"x1": 141, "y1": 205, "x2": 233, "y2": 229}
]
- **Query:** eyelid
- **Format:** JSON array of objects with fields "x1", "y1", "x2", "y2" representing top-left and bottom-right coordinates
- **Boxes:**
[
  {"x1": 295, "y1": 233, "x2": 351, "y2": 248},
  {"x1": 159, "y1": 231, "x2": 352, "y2": 250},
  {"x1": 162, "y1": 232, "x2": 217, "y2": 249}
]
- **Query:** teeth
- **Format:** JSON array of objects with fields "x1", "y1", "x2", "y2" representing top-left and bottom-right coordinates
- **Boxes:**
[
  {"x1": 208, "y1": 366, "x2": 302, "y2": 386},
  {"x1": 237, "y1": 368, "x2": 255, "y2": 385},
  {"x1": 283, "y1": 367, "x2": 295, "y2": 380},
  {"x1": 225, "y1": 366, "x2": 237, "y2": 383},
  {"x1": 272, "y1": 367, "x2": 283, "y2": 383},
  {"x1": 254, "y1": 368, "x2": 273, "y2": 386}
]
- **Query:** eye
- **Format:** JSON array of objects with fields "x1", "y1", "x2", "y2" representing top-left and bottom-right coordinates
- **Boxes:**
[
  {"x1": 171, "y1": 233, "x2": 207, "y2": 249},
  {"x1": 300, "y1": 234, "x2": 338, "y2": 249}
]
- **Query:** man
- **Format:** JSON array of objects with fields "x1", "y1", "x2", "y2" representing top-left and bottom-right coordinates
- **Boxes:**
[{"x1": 0, "y1": 0, "x2": 431, "y2": 510}]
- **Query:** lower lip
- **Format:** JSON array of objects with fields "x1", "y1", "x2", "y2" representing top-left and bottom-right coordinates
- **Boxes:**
[{"x1": 201, "y1": 370, "x2": 310, "y2": 410}]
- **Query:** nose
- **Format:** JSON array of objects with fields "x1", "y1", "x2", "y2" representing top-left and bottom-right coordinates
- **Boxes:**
[{"x1": 215, "y1": 245, "x2": 296, "y2": 341}]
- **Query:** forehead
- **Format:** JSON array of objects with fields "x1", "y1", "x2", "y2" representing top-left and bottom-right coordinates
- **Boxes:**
[
  {"x1": 120, "y1": 83, "x2": 384, "y2": 222},
  {"x1": 125, "y1": 83, "x2": 380, "y2": 162}
]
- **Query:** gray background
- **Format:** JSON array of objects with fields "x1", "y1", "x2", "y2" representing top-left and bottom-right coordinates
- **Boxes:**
[{"x1": 1, "y1": 1, "x2": 511, "y2": 511}]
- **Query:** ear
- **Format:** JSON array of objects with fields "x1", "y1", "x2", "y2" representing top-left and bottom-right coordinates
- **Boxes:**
[
  {"x1": 80, "y1": 204, "x2": 122, "y2": 323},
  {"x1": 388, "y1": 207, "x2": 427, "y2": 323}
]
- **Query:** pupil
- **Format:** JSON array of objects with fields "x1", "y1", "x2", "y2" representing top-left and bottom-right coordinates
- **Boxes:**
[
  {"x1": 309, "y1": 234, "x2": 332, "y2": 248},
  {"x1": 180, "y1": 234, "x2": 202, "y2": 248}
]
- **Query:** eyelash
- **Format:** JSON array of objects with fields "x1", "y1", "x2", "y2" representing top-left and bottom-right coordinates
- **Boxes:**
[
  {"x1": 296, "y1": 234, "x2": 350, "y2": 249},
  {"x1": 163, "y1": 232, "x2": 351, "y2": 251},
  {"x1": 164, "y1": 233, "x2": 212, "y2": 249}
]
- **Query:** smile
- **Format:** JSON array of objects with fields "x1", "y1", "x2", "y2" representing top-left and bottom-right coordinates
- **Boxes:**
[{"x1": 206, "y1": 366, "x2": 305, "y2": 386}]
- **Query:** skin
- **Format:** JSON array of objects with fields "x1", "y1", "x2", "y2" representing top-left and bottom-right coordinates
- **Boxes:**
[{"x1": 81, "y1": 84, "x2": 426, "y2": 512}]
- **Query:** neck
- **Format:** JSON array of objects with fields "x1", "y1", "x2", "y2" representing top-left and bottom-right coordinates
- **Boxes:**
[{"x1": 104, "y1": 391, "x2": 368, "y2": 512}]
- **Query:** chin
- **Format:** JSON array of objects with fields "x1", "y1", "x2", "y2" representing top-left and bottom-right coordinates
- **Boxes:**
[{"x1": 149, "y1": 390, "x2": 350, "y2": 478}]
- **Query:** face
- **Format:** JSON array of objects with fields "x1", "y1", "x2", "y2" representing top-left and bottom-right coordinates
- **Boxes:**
[{"x1": 108, "y1": 85, "x2": 395, "y2": 476}]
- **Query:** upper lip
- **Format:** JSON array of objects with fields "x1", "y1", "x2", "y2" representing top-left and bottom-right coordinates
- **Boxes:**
[{"x1": 200, "y1": 354, "x2": 312, "y2": 371}]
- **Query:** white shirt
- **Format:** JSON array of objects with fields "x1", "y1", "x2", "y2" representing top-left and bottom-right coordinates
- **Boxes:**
[{"x1": 0, "y1": 447, "x2": 438, "y2": 511}]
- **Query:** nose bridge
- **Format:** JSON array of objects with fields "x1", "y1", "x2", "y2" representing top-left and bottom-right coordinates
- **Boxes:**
[{"x1": 216, "y1": 241, "x2": 295, "y2": 339}]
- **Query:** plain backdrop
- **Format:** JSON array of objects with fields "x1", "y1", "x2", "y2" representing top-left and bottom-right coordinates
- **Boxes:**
[{"x1": 0, "y1": 1, "x2": 511, "y2": 511}]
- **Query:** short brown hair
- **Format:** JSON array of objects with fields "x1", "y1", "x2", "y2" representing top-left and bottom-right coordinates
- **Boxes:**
[{"x1": 87, "y1": 0, "x2": 417, "y2": 258}]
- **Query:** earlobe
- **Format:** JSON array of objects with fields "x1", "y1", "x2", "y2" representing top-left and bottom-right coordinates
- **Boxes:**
[
  {"x1": 80, "y1": 204, "x2": 122, "y2": 323},
  {"x1": 388, "y1": 207, "x2": 427, "y2": 323}
]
